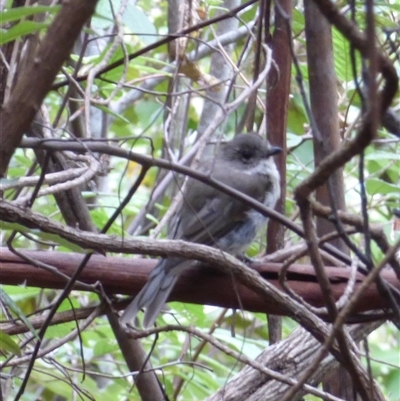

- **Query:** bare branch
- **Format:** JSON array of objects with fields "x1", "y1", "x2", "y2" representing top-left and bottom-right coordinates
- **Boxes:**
[{"x1": 0, "y1": 0, "x2": 99, "y2": 176}]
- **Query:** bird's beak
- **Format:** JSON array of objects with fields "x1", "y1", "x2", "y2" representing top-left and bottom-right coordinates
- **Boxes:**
[{"x1": 268, "y1": 146, "x2": 282, "y2": 156}]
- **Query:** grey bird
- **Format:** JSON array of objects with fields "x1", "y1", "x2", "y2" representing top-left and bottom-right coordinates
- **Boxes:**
[{"x1": 120, "y1": 132, "x2": 281, "y2": 327}]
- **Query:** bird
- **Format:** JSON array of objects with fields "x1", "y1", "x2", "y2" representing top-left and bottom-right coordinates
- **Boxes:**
[{"x1": 120, "y1": 132, "x2": 281, "y2": 328}]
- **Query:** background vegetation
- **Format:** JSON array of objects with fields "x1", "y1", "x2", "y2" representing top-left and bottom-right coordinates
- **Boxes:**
[{"x1": 0, "y1": 0, "x2": 399, "y2": 400}]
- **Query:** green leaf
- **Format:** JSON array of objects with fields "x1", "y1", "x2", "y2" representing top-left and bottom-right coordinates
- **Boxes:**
[
  {"x1": 145, "y1": 212, "x2": 160, "y2": 225},
  {"x1": 0, "y1": 330, "x2": 21, "y2": 356},
  {"x1": 291, "y1": 139, "x2": 314, "y2": 169},
  {"x1": 386, "y1": 369, "x2": 400, "y2": 400},
  {"x1": 287, "y1": 94, "x2": 308, "y2": 135},
  {"x1": 0, "y1": 288, "x2": 39, "y2": 339},
  {"x1": 292, "y1": 8, "x2": 305, "y2": 36},
  {"x1": 0, "y1": 20, "x2": 49, "y2": 45},
  {"x1": 0, "y1": 5, "x2": 59, "y2": 24},
  {"x1": 332, "y1": 28, "x2": 361, "y2": 82},
  {"x1": 95, "y1": 104, "x2": 130, "y2": 123},
  {"x1": 287, "y1": 132, "x2": 303, "y2": 148},
  {"x1": 122, "y1": 2, "x2": 157, "y2": 45},
  {"x1": 0, "y1": 285, "x2": 40, "y2": 301},
  {"x1": 94, "y1": 0, "x2": 157, "y2": 45},
  {"x1": 366, "y1": 178, "x2": 400, "y2": 196}
]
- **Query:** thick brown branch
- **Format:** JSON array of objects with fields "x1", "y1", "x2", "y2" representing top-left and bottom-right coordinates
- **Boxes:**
[
  {"x1": 0, "y1": 0, "x2": 99, "y2": 176},
  {"x1": 0, "y1": 249, "x2": 398, "y2": 318},
  {"x1": 294, "y1": 1, "x2": 398, "y2": 201},
  {"x1": 204, "y1": 323, "x2": 382, "y2": 401}
]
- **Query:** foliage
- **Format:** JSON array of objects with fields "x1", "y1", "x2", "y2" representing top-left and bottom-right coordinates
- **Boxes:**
[{"x1": 0, "y1": 0, "x2": 399, "y2": 400}]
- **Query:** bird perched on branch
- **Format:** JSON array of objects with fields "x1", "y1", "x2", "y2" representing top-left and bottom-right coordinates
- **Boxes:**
[{"x1": 120, "y1": 132, "x2": 281, "y2": 328}]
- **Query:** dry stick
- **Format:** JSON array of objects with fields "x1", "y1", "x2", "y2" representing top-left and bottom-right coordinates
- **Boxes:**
[
  {"x1": 273, "y1": 0, "x2": 398, "y2": 397},
  {"x1": 84, "y1": 0, "x2": 129, "y2": 138},
  {"x1": 126, "y1": 325, "x2": 344, "y2": 401},
  {"x1": 14, "y1": 164, "x2": 149, "y2": 400},
  {"x1": 312, "y1": 200, "x2": 400, "y2": 275},
  {"x1": 14, "y1": 155, "x2": 102, "y2": 205},
  {"x1": 0, "y1": 166, "x2": 87, "y2": 191},
  {"x1": 1, "y1": 249, "x2": 397, "y2": 320},
  {"x1": 289, "y1": 0, "x2": 398, "y2": 397},
  {"x1": 111, "y1": 21, "x2": 256, "y2": 121},
  {"x1": 52, "y1": 0, "x2": 260, "y2": 91},
  {"x1": 281, "y1": 238, "x2": 400, "y2": 401},
  {"x1": 0, "y1": 305, "x2": 104, "y2": 369},
  {"x1": 0, "y1": 306, "x2": 99, "y2": 336},
  {"x1": 278, "y1": 230, "x2": 358, "y2": 315},
  {"x1": 296, "y1": 202, "x2": 371, "y2": 399},
  {"x1": 47, "y1": 358, "x2": 211, "y2": 382},
  {"x1": 172, "y1": 309, "x2": 228, "y2": 399}
]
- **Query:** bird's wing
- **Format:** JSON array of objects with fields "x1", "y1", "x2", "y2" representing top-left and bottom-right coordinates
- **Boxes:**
[
  {"x1": 177, "y1": 196, "x2": 243, "y2": 245},
  {"x1": 170, "y1": 166, "x2": 268, "y2": 245}
]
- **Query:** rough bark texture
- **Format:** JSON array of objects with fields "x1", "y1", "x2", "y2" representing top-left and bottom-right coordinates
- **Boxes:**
[
  {"x1": 304, "y1": 1, "x2": 355, "y2": 398},
  {"x1": 305, "y1": 0, "x2": 346, "y2": 250},
  {"x1": 266, "y1": 0, "x2": 291, "y2": 253},
  {"x1": 0, "y1": 0, "x2": 99, "y2": 176},
  {"x1": 107, "y1": 310, "x2": 167, "y2": 401},
  {"x1": 204, "y1": 322, "x2": 382, "y2": 401},
  {"x1": 265, "y1": 0, "x2": 292, "y2": 345}
]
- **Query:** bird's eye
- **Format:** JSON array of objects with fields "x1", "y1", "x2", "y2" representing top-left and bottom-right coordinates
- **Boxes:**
[{"x1": 240, "y1": 148, "x2": 253, "y2": 161}]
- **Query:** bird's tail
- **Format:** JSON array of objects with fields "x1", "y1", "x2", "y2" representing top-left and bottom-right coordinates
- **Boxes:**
[{"x1": 120, "y1": 258, "x2": 185, "y2": 328}]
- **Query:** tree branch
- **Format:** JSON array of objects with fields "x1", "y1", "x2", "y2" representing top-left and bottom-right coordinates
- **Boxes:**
[
  {"x1": 1, "y1": 249, "x2": 398, "y2": 318},
  {"x1": 0, "y1": 0, "x2": 99, "y2": 176}
]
